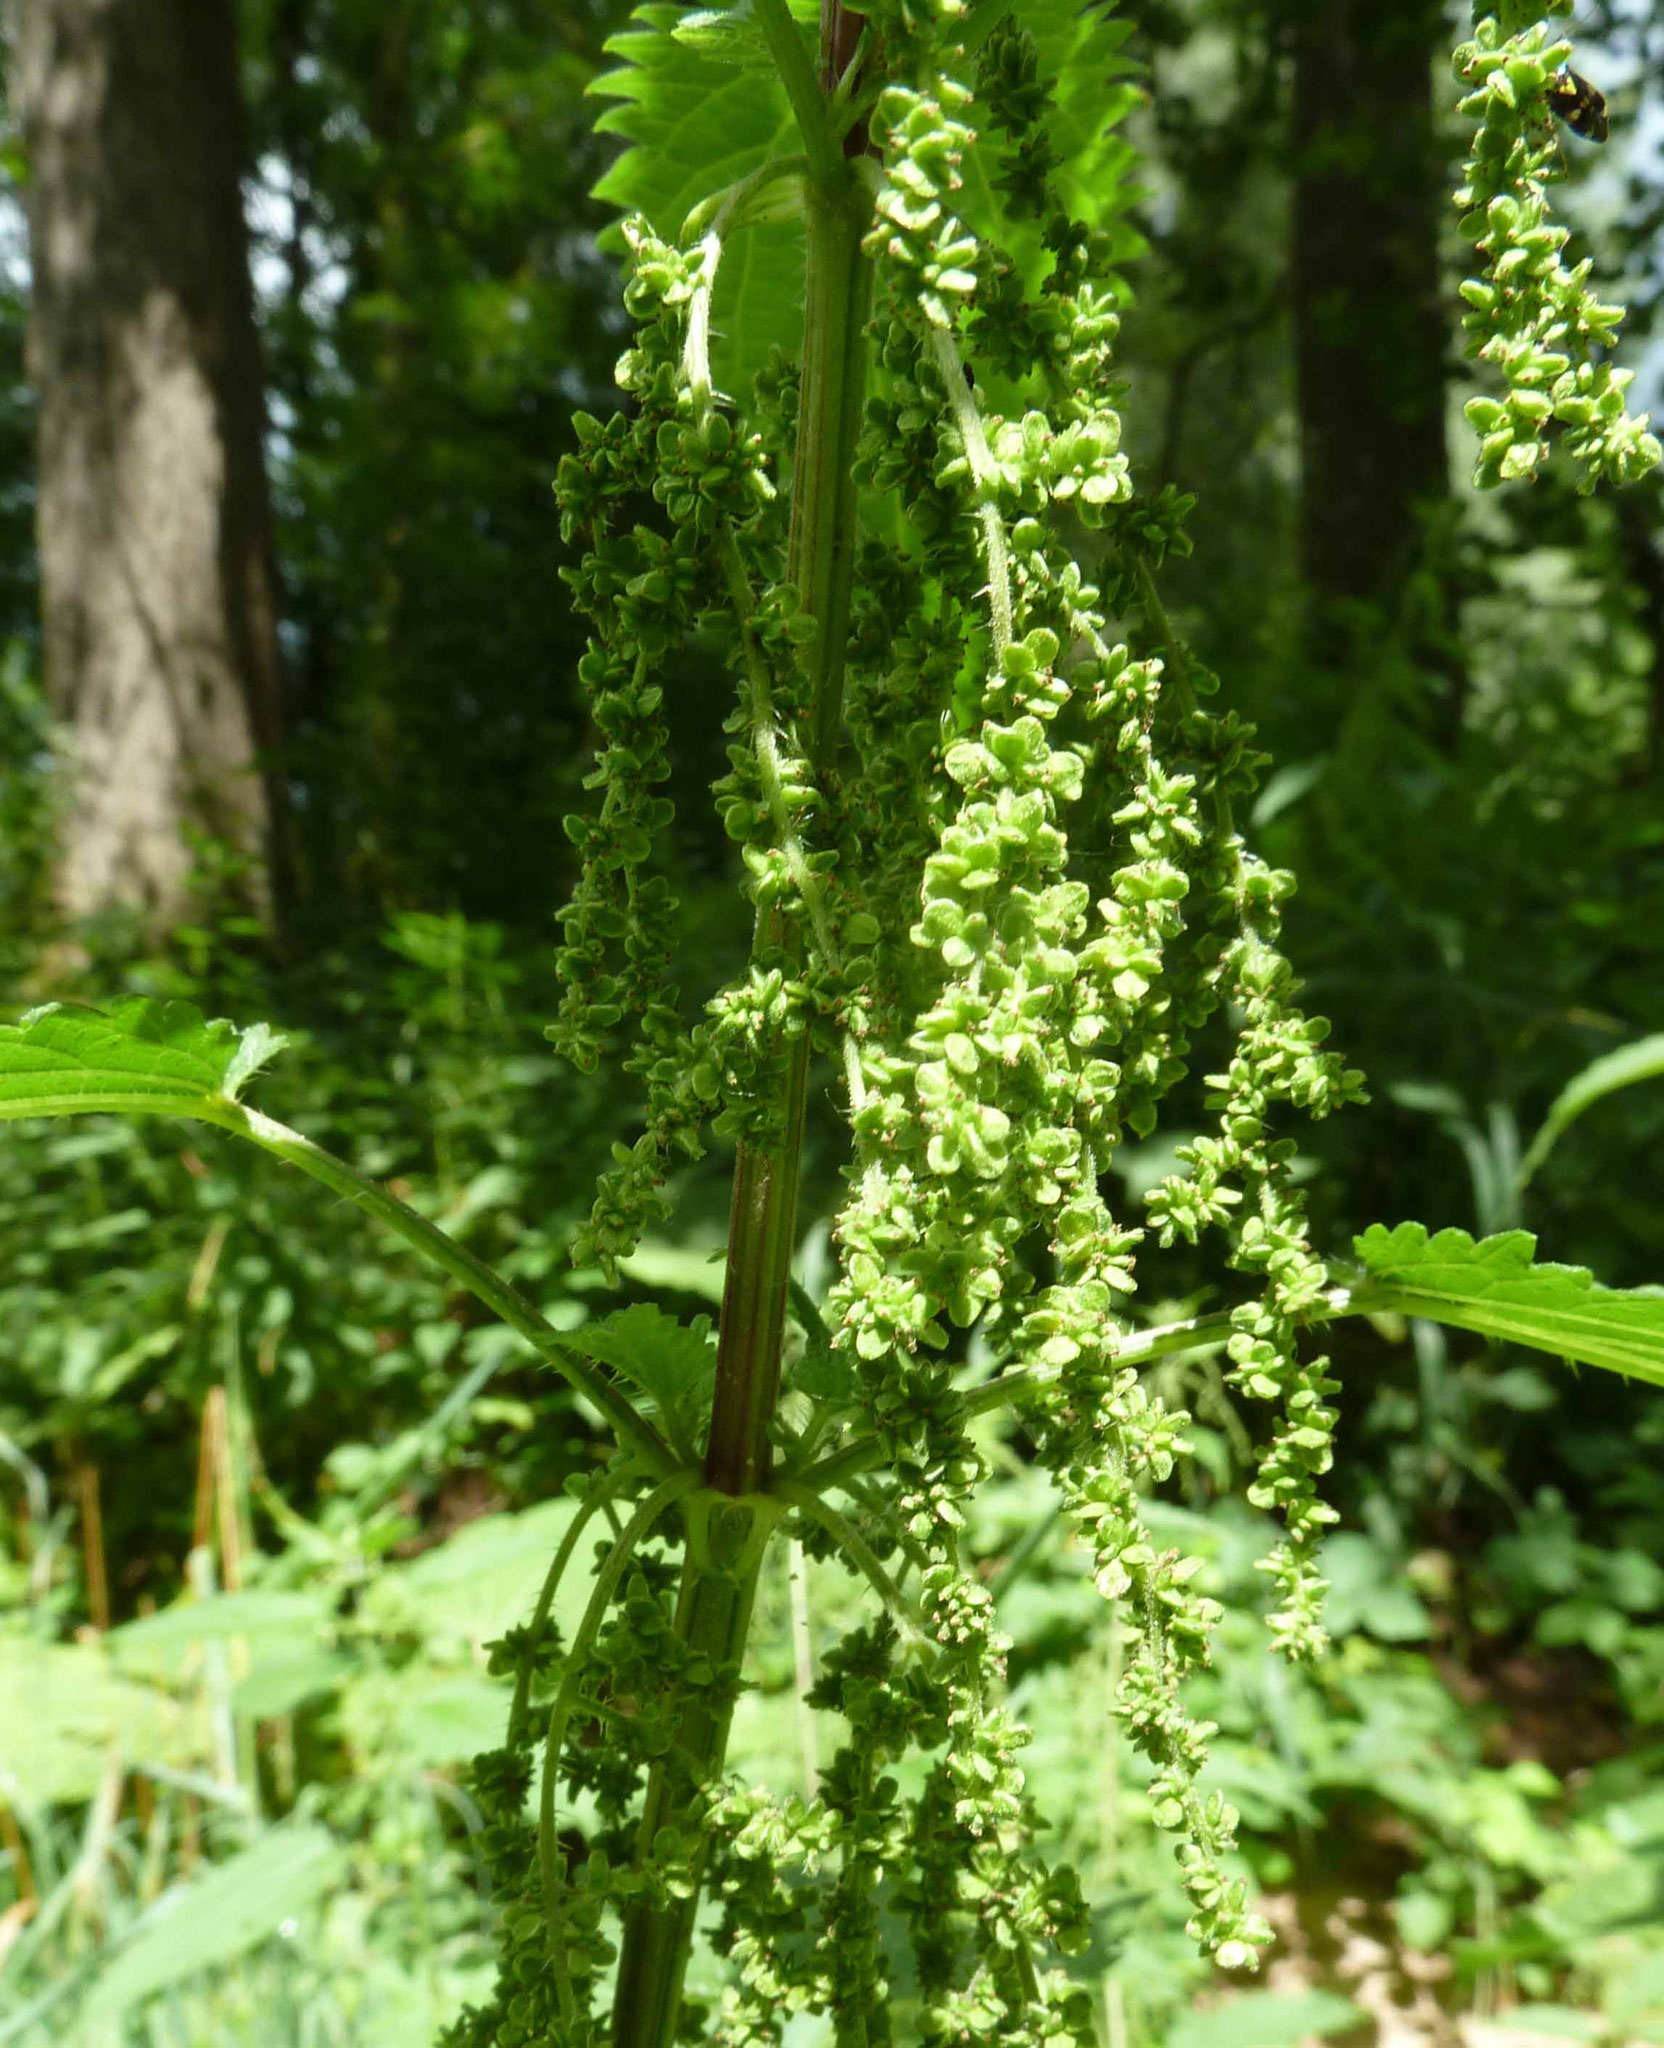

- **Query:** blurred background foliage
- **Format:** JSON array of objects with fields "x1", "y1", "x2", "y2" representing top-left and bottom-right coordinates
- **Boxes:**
[{"x1": 2, "y1": 1, "x2": 1664, "y2": 2043}]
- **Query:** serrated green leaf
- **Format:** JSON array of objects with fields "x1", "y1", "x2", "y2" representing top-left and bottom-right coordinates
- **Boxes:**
[
  {"x1": 792, "y1": 1328, "x2": 861, "y2": 1407},
  {"x1": 369, "y1": 1497, "x2": 591, "y2": 1652},
  {"x1": 110, "y1": 1590, "x2": 329, "y2": 1657},
  {"x1": 1349, "y1": 1222, "x2": 1664, "y2": 1387},
  {"x1": 0, "y1": 1636, "x2": 188, "y2": 1806},
  {"x1": 590, "y1": 1, "x2": 1143, "y2": 399},
  {"x1": 108, "y1": 1592, "x2": 339, "y2": 1716},
  {"x1": 1519, "y1": 1030, "x2": 1664, "y2": 1186},
  {"x1": 563, "y1": 1304, "x2": 717, "y2": 1459},
  {"x1": 78, "y1": 1823, "x2": 344, "y2": 2025},
  {"x1": 590, "y1": 3, "x2": 807, "y2": 395},
  {"x1": 0, "y1": 999, "x2": 284, "y2": 1118},
  {"x1": 674, "y1": 3, "x2": 777, "y2": 71}
]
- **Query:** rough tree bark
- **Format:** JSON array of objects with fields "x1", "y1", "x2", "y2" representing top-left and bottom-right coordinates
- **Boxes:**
[
  {"x1": 1291, "y1": 0, "x2": 1449, "y2": 602},
  {"x1": 13, "y1": 0, "x2": 285, "y2": 925},
  {"x1": 1289, "y1": 0, "x2": 1458, "y2": 729}
]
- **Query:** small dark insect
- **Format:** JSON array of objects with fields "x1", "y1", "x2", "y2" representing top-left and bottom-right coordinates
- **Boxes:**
[{"x1": 1546, "y1": 65, "x2": 1609, "y2": 144}]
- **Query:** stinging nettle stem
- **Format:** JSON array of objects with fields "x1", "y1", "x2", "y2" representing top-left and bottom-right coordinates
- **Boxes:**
[{"x1": 607, "y1": 9, "x2": 873, "y2": 2039}]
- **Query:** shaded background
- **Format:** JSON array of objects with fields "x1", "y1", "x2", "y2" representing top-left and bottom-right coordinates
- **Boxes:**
[{"x1": 3, "y1": 3, "x2": 1664, "y2": 2043}]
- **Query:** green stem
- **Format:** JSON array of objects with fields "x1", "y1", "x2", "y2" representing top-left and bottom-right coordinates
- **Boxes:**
[
  {"x1": 606, "y1": 1491, "x2": 777, "y2": 2048},
  {"x1": 774, "y1": 1476, "x2": 928, "y2": 1652},
  {"x1": 715, "y1": 530, "x2": 841, "y2": 966},
  {"x1": 508, "y1": 1467, "x2": 633, "y2": 1749},
  {"x1": 704, "y1": 175, "x2": 871, "y2": 1502},
  {"x1": 753, "y1": 0, "x2": 842, "y2": 185},
  {"x1": 538, "y1": 1471, "x2": 701, "y2": 2019},
  {"x1": 196, "y1": 1100, "x2": 676, "y2": 1474},
  {"x1": 932, "y1": 326, "x2": 1012, "y2": 659},
  {"x1": 608, "y1": 33, "x2": 874, "y2": 2042}
]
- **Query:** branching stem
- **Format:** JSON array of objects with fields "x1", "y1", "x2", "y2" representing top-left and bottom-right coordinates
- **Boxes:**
[
  {"x1": 192, "y1": 1100, "x2": 677, "y2": 1473},
  {"x1": 684, "y1": 156, "x2": 810, "y2": 412},
  {"x1": 774, "y1": 1475, "x2": 929, "y2": 1653},
  {"x1": 754, "y1": 0, "x2": 842, "y2": 184},
  {"x1": 609, "y1": 24, "x2": 874, "y2": 2038},
  {"x1": 537, "y1": 1470, "x2": 700, "y2": 2016},
  {"x1": 509, "y1": 1467, "x2": 634, "y2": 1749}
]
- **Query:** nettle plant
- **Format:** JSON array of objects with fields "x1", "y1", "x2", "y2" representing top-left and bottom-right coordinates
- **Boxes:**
[{"x1": 7, "y1": 2, "x2": 1664, "y2": 2043}]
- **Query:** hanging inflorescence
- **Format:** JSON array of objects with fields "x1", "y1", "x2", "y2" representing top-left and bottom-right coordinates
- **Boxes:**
[
  {"x1": 458, "y1": 5, "x2": 1375, "y2": 2040},
  {"x1": 1453, "y1": 2, "x2": 1660, "y2": 491},
  {"x1": 814, "y1": 10, "x2": 1362, "y2": 1994}
]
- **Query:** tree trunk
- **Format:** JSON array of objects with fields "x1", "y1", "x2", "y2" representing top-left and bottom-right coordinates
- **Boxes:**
[
  {"x1": 13, "y1": 0, "x2": 285, "y2": 927},
  {"x1": 1615, "y1": 482, "x2": 1664, "y2": 782},
  {"x1": 1290, "y1": 0, "x2": 1453, "y2": 679}
]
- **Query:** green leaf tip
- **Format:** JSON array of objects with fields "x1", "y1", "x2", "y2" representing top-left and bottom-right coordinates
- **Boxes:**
[
  {"x1": 220, "y1": 1018, "x2": 290, "y2": 1100},
  {"x1": 1349, "y1": 1221, "x2": 1664, "y2": 1388},
  {"x1": 0, "y1": 997, "x2": 288, "y2": 1119},
  {"x1": 1518, "y1": 1030, "x2": 1664, "y2": 1188},
  {"x1": 672, "y1": 3, "x2": 791, "y2": 73},
  {"x1": 561, "y1": 1303, "x2": 718, "y2": 1462}
]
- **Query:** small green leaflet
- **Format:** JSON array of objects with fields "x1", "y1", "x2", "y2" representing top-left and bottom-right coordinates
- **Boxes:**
[
  {"x1": 562, "y1": 1303, "x2": 718, "y2": 1460},
  {"x1": 788, "y1": 1278, "x2": 862, "y2": 1406},
  {"x1": 0, "y1": 998, "x2": 286, "y2": 1117},
  {"x1": 1348, "y1": 1223, "x2": 1664, "y2": 1388}
]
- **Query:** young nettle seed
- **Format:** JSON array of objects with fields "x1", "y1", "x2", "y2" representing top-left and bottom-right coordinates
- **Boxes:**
[{"x1": 1454, "y1": 7, "x2": 1658, "y2": 490}]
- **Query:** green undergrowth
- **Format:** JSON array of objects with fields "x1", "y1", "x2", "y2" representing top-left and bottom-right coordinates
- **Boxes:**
[
  {"x1": 9, "y1": 0, "x2": 1664, "y2": 2040},
  {"x1": 1, "y1": 933, "x2": 1663, "y2": 2044},
  {"x1": 8, "y1": 1383, "x2": 1664, "y2": 2045}
]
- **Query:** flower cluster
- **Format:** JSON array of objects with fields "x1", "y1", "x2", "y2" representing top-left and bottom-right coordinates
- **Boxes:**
[
  {"x1": 549, "y1": 217, "x2": 839, "y2": 1273},
  {"x1": 818, "y1": 17, "x2": 1364, "y2": 1978},
  {"x1": 1453, "y1": 6, "x2": 1660, "y2": 491},
  {"x1": 501, "y1": 4, "x2": 1377, "y2": 2037}
]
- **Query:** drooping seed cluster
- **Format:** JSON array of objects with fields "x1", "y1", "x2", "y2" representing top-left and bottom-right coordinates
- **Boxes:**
[
  {"x1": 465, "y1": 4, "x2": 1378, "y2": 2038},
  {"x1": 1453, "y1": 4, "x2": 1660, "y2": 491},
  {"x1": 812, "y1": 11, "x2": 1362, "y2": 1983}
]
